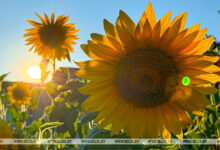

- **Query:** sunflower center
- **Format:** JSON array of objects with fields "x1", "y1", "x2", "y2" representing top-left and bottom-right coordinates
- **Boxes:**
[
  {"x1": 39, "y1": 24, "x2": 66, "y2": 48},
  {"x1": 115, "y1": 48, "x2": 178, "y2": 107},
  {"x1": 12, "y1": 87, "x2": 28, "y2": 100}
]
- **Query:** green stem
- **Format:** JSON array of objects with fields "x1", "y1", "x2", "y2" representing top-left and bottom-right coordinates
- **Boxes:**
[
  {"x1": 217, "y1": 129, "x2": 220, "y2": 138},
  {"x1": 184, "y1": 117, "x2": 199, "y2": 135},
  {"x1": 210, "y1": 94, "x2": 216, "y2": 106},
  {"x1": 0, "y1": 99, "x2": 6, "y2": 120}
]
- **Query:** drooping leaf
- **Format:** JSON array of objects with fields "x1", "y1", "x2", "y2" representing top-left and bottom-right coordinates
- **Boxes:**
[
  {"x1": 0, "y1": 72, "x2": 10, "y2": 81},
  {"x1": 39, "y1": 122, "x2": 63, "y2": 139}
]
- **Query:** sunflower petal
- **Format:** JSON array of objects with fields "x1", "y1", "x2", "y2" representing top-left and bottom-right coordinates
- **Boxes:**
[
  {"x1": 191, "y1": 37, "x2": 214, "y2": 55},
  {"x1": 51, "y1": 12, "x2": 55, "y2": 23},
  {"x1": 34, "y1": 12, "x2": 46, "y2": 24},
  {"x1": 27, "y1": 20, "x2": 41, "y2": 26},
  {"x1": 103, "y1": 19, "x2": 120, "y2": 42},
  {"x1": 119, "y1": 10, "x2": 136, "y2": 35},
  {"x1": 144, "y1": 1, "x2": 157, "y2": 29},
  {"x1": 116, "y1": 17, "x2": 137, "y2": 50},
  {"x1": 159, "y1": 11, "x2": 171, "y2": 36},
  {"x1": 171, "y1": 12, "x2": 187, "y2": 32}
]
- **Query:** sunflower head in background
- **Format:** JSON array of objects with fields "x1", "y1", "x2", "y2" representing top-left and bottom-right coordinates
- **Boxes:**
[
  {"x1": 0, "y1": 120, "x2": 15, "y2": 150},
  {"x1": 7, "y1": 82, "x2": 31, "y2": 105},
  {"x1": 24, "y1": 13, "x2": 79, "y2": 61},
  {"x1": 75, "y1": 2, "x2": 220, "y2": 139}
]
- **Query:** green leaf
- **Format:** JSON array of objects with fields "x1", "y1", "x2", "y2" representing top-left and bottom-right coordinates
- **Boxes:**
[
  {"x1": 30, "y1": 87, "x2": 43, "y2": 110},
  {"x1": 78, "y1": 123, "x2": 89, "y2": 138},
  {"x1": 186, "y1": 131, "x2": 209, "y2": 150},
  {"x1": 39, "y1": 122, "x2": 63, "y2": 139},
  {"x1": 44, "y1": 82, "x2": 57, "y2": 95},
  {"x1": 0, "y1": 72, "x2": 10, "y2": 81},
  {"x1": 0, "y1": 73, "x2": 10, "y2": 91},
  {"x1": 0, "y1": 93, "x2": 8, "y2": 104},
  {"x1": 80, "y1": 112, "x2": 98, "y2": 125},
  {"x1": 215, "y1": 120, "x2": 220, "y2": 130},
  {"x1": 48, "y1": 99, "x2": 80, "y2": 134},
  {"x1": 209, "y1": 113, "x2": 215, "y2": 124},
  {"x1": 40, "y1": 122, "x2": 63, "y2": 130},
  {"x1": 66, "y1": 51, "x2": 71, "y2": 62},
  {"x1": 79, "y1": 126, "x2": 144, "y2": 150},
  {"x1": 26, "y1": 119, "x2": 44, "y2": 137},
  {"x1": 162, "y1": 144, "x2": 181, "y2": 150}
]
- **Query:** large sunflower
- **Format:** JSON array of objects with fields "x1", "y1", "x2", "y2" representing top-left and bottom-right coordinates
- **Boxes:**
[
  {"x1": 75, "y1": 2, "x2": 220, "y2": 138},
  {"x1": 7, "y1": 82, "x2": 31, "y2": 105},
  {"x1": 24, "y1": 13, "x2": 79, "y2": 61}
]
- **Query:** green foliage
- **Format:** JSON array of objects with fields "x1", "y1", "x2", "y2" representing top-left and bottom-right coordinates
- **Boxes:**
[
  {"x1": 0, "y1": 72, "x2": 10, "y2": 91},
  {"x1": 39, "y1": 122, "x2": 64, "y2": 139},
  {"x1": 0, "y1": 72, "x2": 10, "y2": 81},
  {"x1": 29, "y1": 87, "x2": 43, "y2": 110},
  {"x1": 80, "y1": 126, "x2": 144, "y2": 150}
]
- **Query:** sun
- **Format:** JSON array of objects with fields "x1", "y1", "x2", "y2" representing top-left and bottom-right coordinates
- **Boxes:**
[{"x1": 28, "y1": 65, "x2": 41, "y2": 79}]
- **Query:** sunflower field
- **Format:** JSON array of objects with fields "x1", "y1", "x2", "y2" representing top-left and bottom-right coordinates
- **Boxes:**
[{"x1": 1, "y1": 1, "x2": 220, "y2": 150}]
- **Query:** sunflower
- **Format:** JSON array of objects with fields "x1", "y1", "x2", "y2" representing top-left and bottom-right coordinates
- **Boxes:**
[
  {"x1": 75, "y1": 2, "x2": 220, "y2": 138},
  {"x1": 7, "y1": 82, "x2": 31, "y2": 105},
  {"x1": 0, "y1": 120, "x2": 15, "y2": 150},
  {"x1": 24, "y1": 13, "x2": 79, "y2": 61}
]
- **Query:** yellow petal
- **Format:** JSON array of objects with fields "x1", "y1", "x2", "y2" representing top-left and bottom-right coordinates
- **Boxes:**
[
  {"x1": 144, "y1": 2, "x2": 157, "y2": 29},
  {"x1": 193, "y1": 84, "x2": 217, "y2": 95},
  {"x1": 199, "y1": 56, "x2": 219, "y2": 63},
  {"x1": 194, "y1": 28, "x2": 207, "y2": 41},
  {"x1": 161, "y1": 15, "x2": 185, "y2": 48},
  {"x1": 34, "y1": 12, "x2": 46, "y2": 24},
  {"x1": 44, "y1": 13, "x2": 50, "y2": 23},
  {"x1": 100, "y1": 98, "x2": 127, "y2": 133},
  {"x1": 144, "y1": 108, "x2": 160, "y2": 138},
  {"x1": 80, "y1": 44, "x2": 99, "y2": 59},
  {"x1": 205, "y1": 65, "x2": 220, "y2": 73},
  {"x1": 90, "y1": 33, "x2": 123, "y2": 53},
  {"x1": 171, "y1": 12, "x2": 187, "y2": 32},
  {"x1": 135, "y1": 23, "x2": 142, "y2": 41},
  {"x1": 119, "y1": 10, "x2": 136, "y2": 35},
  {"x1": 162, "y1": 128, "x2": 171, "y2": 144},
  {"x1": 82, "y1": 87, "x2": 114, "y2": 112},
  {"x1": 116, "y1": 18, "x2": 137, "y2": 50},
  {"x1": 196, "y1": 74, "x2": 220, "y2": 83},
  {"x1": 142, "y1": 19, "x2": 152, "y2": 41},
  {"x1": 75, "y1": 60, "x2": 115, "y2": 72},
  {"x1": 178, "y1": 41, "x2": 200, "y2": 55},
  {"x1": 87, "y1": 41, "x2": 121, "y2": 60},
  {"x1": 161, "y1": 103, "x2": 182, "y2": 136},
  {"x1": 27, "y1": 20, "x2": 41, "y2": 26},
  {"x1": 51, "y1": 12, "x2": 55, "y2": 23},
  {"x1": 169, "y1": 30, "x2": 199, "y2": 53},
  {"x1": 151, "y1": 21, "x2": 161, "y2": 45},
  {"x1": 191, "y1": 37, "x2": 214, "y2": 55},
  {"x1": 78, "y1": 79, "x2": 114, "y2": 95},
  {"x1": 191, "y1": 88, "x2": 211, "y2": 108},
  {"x1": 103, "y1": 19, "x2": 120, "y2": 42},
  {"x1": 90, "y1": 33, "x2": 110, "y2": 44},
  {"x1": 95, "y1": 93, "x2": 122, "y2": 123},
  {"x1": 159, "y1": 11, "x2": 171, "y2": 36},
  {"x1": 111, "y1": 102, "x2": 133, "y2": 136}
]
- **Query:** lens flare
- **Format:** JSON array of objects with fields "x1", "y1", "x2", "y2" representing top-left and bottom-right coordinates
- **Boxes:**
[
  {"x1": 182, "y1": 76, "x2": 191, "y2": 86},
  {"x1": 28, "y1": 65, "x2": 41, "y2": 79}
]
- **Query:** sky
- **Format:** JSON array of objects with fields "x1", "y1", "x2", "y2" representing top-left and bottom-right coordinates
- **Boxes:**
[{"x1": 0, "y1": 0, "x2": 220, "y2": 83}]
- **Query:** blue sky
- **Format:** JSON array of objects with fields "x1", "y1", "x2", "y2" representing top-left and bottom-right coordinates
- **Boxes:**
[{"x1": 0, "y1": 0, "x2": 220, "y2": 82}]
